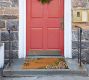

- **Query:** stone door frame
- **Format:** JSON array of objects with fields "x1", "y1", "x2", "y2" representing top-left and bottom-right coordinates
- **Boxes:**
[{"x1": 18, "y1": 0, "x2": 72, "y2": 58}]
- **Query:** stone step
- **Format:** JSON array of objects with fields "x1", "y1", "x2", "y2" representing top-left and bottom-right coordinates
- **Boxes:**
[
  {"x1": 3, "y1": 59, "x2": 88, "y2": 77},
  {"x1": 28, "y1": 50, "x2": 62, "y2": 56},
  {"x1": 27, "y1": 55, "x2": 64, "y2": 58},
  {"x1": 3, "y1": 68, "x2": 88, "y2": 77}
]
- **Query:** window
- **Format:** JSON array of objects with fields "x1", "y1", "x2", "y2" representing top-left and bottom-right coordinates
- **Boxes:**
[{"x1": 77, "y1": 12, "x2": 80, "y2": 17}]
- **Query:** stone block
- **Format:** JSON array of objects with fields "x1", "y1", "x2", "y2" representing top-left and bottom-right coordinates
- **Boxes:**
[
  {"x1": 5, "y1": 50, "x2": 18, "y2": 59},
  {"x1": 1, "y1": 32, "x2": 18, "y2": 41},
  {"x1": 0, "y1": 0, "x2": 10, "y2": 1},
  {"x1": 72, "y1": 49, "x2": 88, "y2": 63},
  {"x1": 10, "y1": 32, "x2": 18, "y2": 41},
  {"x1": 0, "y1": 15, "x2": 18, "y2": 19},
  {"x1": 0, "y1": 8, "x2": 4, "y2": 15},
  {"x1": 72, "y1": 30, "x2": 89, "y2": 41},
  {"x1": 0, "y1": 20, "x2": 5, "y2": 28},
  {"x1": 82, "y1": 30, "x2": 89, "y2": 41},
  {"x1": 86, "y1": 53, "x2": 89, "y2": 64},
  {"x1": 72, "y1": 30, "x2": 78, "y2": 41},
  {"x1": 4, "y1": 42, "x2": 10, "y2": 50},
  {"x1": 72, "y1": 41, "x2": 89, "y2": 49},
  {"x1": 0, "y1": 2, "x2": 11, "y2": 7},
  {"x1": 0, "y1": 11, "x2": 3, "y2": 15},
  {"x1": 1, "y1": 32, "x2": 9, "y2": 41},
  {"x1": 72, "y1": 0, "x2": 88, "y2": 8},
  {"x1": 12, "y1": 41, "x2": 18, "y2": 50},
  {"x1": 4, "y1": 8, "x2": 19, "y2": 15},
  {"x1": 10, "y1": 0, "x2": 18, "y2": 7},
  {"x1": 6, "y1": 20, "x2": 19, "y2": 31}
]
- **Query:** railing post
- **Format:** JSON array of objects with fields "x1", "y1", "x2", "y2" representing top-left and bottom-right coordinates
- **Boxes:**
[
  {"x1": 79, "y1": 28, "x2": 82, "y2": 67},
  {"x1": 75, "y1": 26, "x2": 82, "y2": 67},
  {"x1": 78, "y1": 28, "x2": 80, "y2": 63},
  {"x1": 7, "y1": 29, "x2": 11, "y2": 66}
]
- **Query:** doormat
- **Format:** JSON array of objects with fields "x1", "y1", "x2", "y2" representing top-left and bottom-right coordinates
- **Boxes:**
[{"x1": 22, "y1": 58, "x2": 68, "y2": 69}]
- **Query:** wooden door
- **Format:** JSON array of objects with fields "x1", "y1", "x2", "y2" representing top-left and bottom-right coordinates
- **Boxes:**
[{"x1": 26, "y1": 0, "x2": 64, "y2": 55}]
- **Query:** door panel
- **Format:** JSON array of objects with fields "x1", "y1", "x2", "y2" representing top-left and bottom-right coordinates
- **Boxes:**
[
  {"x1": 26, "y1": 0, "x2": 64, "y2": 55},
  {"x1": 31, "y1": 0, "x2": 43, "y2": 17},
  {"x1": 48, "y1": 0, "x2": 60, "y2": 17},
  {"x1": 46, "y1": 19, "x2": 61, "y2": 28},
  {"x1": 30, "y1": 29, "x2": 43, "y2": 49},
  {"x1": 30, "y1": 19, "x2": 43, "y2": 28},
  {"x1": 47, "y1": 29, "x2": 60, "y2": 49},
  {"x1": 48, "y1": 0, "x2": 64, "y2": 18}
]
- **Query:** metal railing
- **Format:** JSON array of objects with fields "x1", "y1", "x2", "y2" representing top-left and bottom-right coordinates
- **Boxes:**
[
  {"x1": 7, "y1": 28, "x2": 13, "y2": 66},
  {"x1": 75, "y1": 26, "x2": 82, "y2": 67}
]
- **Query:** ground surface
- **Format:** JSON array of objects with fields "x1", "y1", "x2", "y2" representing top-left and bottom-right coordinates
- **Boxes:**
[{"x1": 1, "y1": 75, "x2": 89, "y2": 80}]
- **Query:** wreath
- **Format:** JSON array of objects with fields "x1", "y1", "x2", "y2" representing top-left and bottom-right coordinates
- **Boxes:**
[{"x1": 38, "y1": 0, "x2": 52, "y2": 4}]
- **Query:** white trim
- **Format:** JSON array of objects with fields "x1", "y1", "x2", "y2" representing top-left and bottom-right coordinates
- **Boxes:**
[
  {"x1": 0, "y1": 43, "x2": 4, "y2": 68},
  {"x1": 19, "y1": 0, "x2": 72, "y2": 58},
  {"x1": 19, "y1": 0, "x2": 26, "y2": 58},
  {"x1": 64, "y1": 0, "x2": 72, "y2": 58}
]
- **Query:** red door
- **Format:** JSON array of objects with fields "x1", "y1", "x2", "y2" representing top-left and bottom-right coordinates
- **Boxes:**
[{"x1": 26, "y1": 0, "x2": 64, "y2": 55}]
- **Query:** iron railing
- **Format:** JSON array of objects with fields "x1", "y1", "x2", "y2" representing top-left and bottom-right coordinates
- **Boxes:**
[
  {"x1": 7, "y1": 28, "x2": 13, "y2": 67},
  {"x1": 75, "y1": 26, "x2": 82, "y2": 67}
]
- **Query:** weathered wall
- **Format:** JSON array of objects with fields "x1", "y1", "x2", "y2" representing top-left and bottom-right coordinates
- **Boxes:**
[
  {"x1": 0, "y1": 0, "x2": 19, "y2": 60},
  {"x1": 72, "y1": 0, "x2": 89, "y2": 63}
]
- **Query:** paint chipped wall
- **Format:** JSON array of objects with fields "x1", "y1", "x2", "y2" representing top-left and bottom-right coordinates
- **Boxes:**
[
  {"x1": 72, "y1": 0, "x2": 89, "y2": 63},
  {"x1": 0, "y1": 0, "x2": 19, "y2": 62}
]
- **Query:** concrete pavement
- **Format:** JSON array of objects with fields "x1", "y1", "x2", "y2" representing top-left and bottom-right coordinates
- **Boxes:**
[{"x1": 1, "y1": 75, "x2": 89, "y2": 80}]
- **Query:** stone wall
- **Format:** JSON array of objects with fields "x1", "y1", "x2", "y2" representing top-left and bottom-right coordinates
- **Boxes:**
[
  {"x1": 0, "y1": 0, "x2": 19, "y2": 60},
  {"x1": 72, "y1": 0, "x2": 89, "y2": 63},
  {"x1": 72, "y1": 30, "x2": 89, "y2": 63}
]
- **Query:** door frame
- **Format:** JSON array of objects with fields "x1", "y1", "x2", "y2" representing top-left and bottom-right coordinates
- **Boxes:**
[{"x1": 19, "y1": 0, "x2": 72, "y2": 58}]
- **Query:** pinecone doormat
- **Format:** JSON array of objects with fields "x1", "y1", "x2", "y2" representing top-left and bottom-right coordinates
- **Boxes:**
[{"x1": 22, "y1": 58, "x2": 68, "y2": 69}]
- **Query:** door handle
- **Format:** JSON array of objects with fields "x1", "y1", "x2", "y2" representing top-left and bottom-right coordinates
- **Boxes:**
[{"x1": 60, "y1": 22, "x2": 64, "y2": 30}]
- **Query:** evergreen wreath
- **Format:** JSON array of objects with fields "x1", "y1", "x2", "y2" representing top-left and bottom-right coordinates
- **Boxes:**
[{"x1": 38, "y1": 0, "x2": 52, "y2": 4}]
